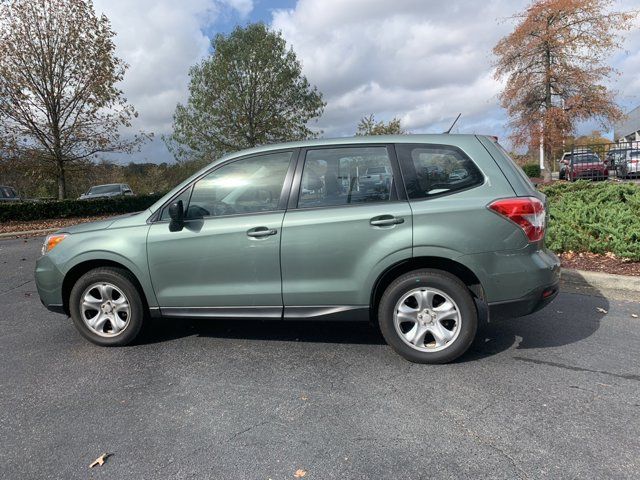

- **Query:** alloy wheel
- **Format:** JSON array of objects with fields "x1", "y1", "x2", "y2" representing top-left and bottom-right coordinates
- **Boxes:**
[
  {"x1": 80, "y1": 282, "x2": 131, "y2": 337},
  {"x1": 393, "y1": 287, "x2": 462, "y2": 352}
]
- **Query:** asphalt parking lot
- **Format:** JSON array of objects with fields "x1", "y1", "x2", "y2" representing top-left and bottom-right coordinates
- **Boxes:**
[{"x1": 1, "y1": 237, "x2": 639, "y2": 479}]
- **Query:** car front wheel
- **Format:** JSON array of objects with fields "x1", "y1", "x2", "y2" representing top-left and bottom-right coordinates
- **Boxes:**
[
  {"x1": 378, "y1": 269, "x2": 478, "y2": 364},
  {"x1": 69, "y1": 267, "x2": 145, "y2": 346}
]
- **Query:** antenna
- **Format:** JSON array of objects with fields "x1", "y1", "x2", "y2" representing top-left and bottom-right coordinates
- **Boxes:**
[{"x1": 443, "y1": 113, "x2": 461, "y2": 134}]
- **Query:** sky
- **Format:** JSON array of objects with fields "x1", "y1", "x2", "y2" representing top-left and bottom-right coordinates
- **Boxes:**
[{"x1": 92, "y1": 0, "x2": 640, "y2": 164}]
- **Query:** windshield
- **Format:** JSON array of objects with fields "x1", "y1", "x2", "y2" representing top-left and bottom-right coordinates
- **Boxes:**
[
  {"x1": 572, "y1": 155, "x2": 600, "y2": 164},
  {"x1": 366, "y1": 167, "x2": 387, "y2": 174},
  {"x1": 1, "y1": 187, "x2": 16, "y2": 198},
  {"x1": 88, "y1": 185, "x2": 121, "y2": 194}
]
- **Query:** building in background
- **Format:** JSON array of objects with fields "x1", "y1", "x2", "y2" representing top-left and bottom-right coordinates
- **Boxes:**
[{"x1": 614, "y1": 106, "x2": 640, "y2": 143}]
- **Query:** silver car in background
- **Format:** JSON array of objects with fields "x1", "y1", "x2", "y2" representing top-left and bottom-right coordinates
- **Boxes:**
[
  {"x1": 616, "y1": 150, "x2": 640, "y2": 178},
  {"x1": 79, "y1": 183, "x2": 134, "y2": 200}
]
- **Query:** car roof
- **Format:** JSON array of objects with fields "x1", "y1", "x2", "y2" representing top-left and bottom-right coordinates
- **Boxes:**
[
  {"x1": 91, "y1": 183, "x2": 124, "y2": 187},
  {"x1": 217, "y1": 134, "x2": 487, "y2": 158}
]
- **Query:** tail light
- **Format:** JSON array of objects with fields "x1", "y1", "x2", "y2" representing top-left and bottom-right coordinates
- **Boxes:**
[{"x1": 488, "y1": 197, "x2": 545, "y2": 242}]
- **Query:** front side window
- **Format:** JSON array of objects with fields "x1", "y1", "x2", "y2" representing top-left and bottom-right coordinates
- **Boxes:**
[
  {"x1": 396, "y1": 144, "x2": 483, "y2": 199},
  {"x1": 185, "y1": 151, "x2": 292, "y2": 218},
  {"x1": 298, "y1": 146, "x2": 394, "y2": 208}
]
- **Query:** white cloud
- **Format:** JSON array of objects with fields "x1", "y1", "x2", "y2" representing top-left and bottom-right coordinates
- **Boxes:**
[
  {"x1": 91, "y1": 0, "x2": 640, "y2": 161},
  {"x1": 92, "y1": 0, "x2": 254, "y2": 162},
  {"x1": 272, "y1": 0, "x2": 640, "y2": 141}
]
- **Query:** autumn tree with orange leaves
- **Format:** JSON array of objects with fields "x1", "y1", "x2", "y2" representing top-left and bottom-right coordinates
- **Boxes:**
[{"x1": 494, "y1": 0, "x2": 637, "y2": 180}]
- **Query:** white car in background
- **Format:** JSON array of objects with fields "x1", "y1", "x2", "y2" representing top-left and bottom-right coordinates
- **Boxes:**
[{"x1": 616, "y1": 150, "x2": 640, "y2": 178}]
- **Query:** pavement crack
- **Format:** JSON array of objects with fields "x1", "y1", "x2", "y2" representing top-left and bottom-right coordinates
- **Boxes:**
[
  {"x1": 0, "y1": 280, "x2": 33, "y2": 296},
  {"x1": 514, "y1": 356, "x2": 640, "y2": 382},
  {"x1": 227, "y1": 419, "x2": 271, "y2": 443}
]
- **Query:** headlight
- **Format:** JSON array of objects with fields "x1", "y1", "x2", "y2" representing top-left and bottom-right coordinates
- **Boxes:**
[{"x1": 42, "y1": 233, "x2": 68, "y2": 255}]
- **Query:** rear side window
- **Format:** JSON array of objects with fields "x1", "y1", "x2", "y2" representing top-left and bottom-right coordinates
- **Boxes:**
[
  {"x1": 298, "y1": 146, "x2": 394, "y2": 208},
  {"x1": 396, "y1": 144, "x2": 484, "y2": 199}
]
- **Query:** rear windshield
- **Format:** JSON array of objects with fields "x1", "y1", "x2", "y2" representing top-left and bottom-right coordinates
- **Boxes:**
[
  {"x1": 366, "y1": 167, "x2": 387, "y2": 174},
  {"x1": 572, "y1": 155, "x2": 600, "y2": 164},
  {"x1": 494, "y1": 142, "x2": 535, "y2": 187},
  {"x1": 88, "y1": 185, "x2": 121, "y2": 194}
]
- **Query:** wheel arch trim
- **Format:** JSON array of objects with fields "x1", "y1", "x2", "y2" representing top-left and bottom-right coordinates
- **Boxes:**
[
  {"x1": 61, "y1": 254, "x2": 157, "y2": 316},
  {"x1": 369, "y1": 255, "x2": 485, "y2": 321}
]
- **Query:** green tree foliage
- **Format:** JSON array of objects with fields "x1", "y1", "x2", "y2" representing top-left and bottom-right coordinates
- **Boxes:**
[
  {"x1": 540, "y1": 181, "x2": 640, "y2": 260},
  {"x1": 167, "y1": 23, "x2": 325, "y2": 163},
  {"x1": 356, "y1": 114, "x2": 405, "y2": 136},
  {"x1": 0, "y1": 0, "x2": 149, "y2": 199}
]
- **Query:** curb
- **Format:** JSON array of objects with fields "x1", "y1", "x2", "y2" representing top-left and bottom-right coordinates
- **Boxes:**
[
  {"x1": 561, "y1": 268, "x2": 640, "y2": 301},
  {"x1": 0, "y1": 227, "x2": 57, "y2": 239}
]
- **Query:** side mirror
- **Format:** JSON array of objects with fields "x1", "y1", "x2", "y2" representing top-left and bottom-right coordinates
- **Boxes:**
[{"x1": 168, "y1": 200, "x2": 184, "y2": 232}]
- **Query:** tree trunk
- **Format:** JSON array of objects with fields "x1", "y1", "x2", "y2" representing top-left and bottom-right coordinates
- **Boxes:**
[
  {"x1": 56, "y1": 159, "x2": 66, "y2": 200},
  {"x1": 542, "y1": 41, "x2": 553, "y2": 182},
  {"x1": 542, "y1": 143, "x2": 553, "y2": 182}
]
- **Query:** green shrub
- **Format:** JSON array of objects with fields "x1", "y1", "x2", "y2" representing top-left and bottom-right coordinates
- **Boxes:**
[
  {"x1": 522, "y1": 163, "x2": 541, "y2": 178},
  {"x1": 0, "y1": 193, "x2": 164, "y2": 222},
  {"x1": 539, "y1": 181, "x2": 640, "y2": 260}
]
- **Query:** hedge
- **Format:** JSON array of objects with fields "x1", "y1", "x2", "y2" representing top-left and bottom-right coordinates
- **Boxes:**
[
  {"x1": 522, "y1": 163, "x2": 541, "y2": 178},
  {"x1": 540, "y1": 181, "x2": 640, "y2": 260},
  {"x1": 0, "y1": 193, "x2": 164, "y2": 222}
]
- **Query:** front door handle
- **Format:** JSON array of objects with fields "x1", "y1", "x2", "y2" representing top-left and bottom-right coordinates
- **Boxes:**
[
  {"x1": 370, "y1": 215, "x2": 405, "y2": 227},
  {"x1": 247, "y1": 226, "x2": 278, "y2": 238}
]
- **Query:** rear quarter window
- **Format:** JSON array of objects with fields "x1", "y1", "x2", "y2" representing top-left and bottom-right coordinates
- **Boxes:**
[{"x1": 396, "y1": 144, "x2": 484, "y2": 199}]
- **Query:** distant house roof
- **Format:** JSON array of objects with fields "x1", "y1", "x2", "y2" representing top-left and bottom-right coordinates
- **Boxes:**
[{"x1": 614, "y1": 106, "x2": 640, "y2": 142}]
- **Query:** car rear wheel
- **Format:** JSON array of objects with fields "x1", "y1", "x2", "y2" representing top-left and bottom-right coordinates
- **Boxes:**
[
  {"x1": 378, "y1": 269, "x2": 478, "y2": 364},
  {"x1": 69, "y1": 267, "x2": 145, "y2": 346}
]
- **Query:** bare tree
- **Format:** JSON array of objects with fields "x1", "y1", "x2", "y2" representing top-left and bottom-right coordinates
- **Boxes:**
[{"x1": 0, "y1": 0, "x2": 149, "y2": 199}]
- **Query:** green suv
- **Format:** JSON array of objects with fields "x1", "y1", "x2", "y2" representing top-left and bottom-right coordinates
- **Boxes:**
[{"x1": 35, "y1": 135, "x2": 560, "y2": 363}]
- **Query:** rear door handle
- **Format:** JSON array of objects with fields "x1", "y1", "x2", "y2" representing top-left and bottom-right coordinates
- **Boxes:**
[
  {"x1": 370, "y1": 215, "x2": 405, "y2": 227},
  {"x1": 247, "y1": 226, "x2": 278, "y2": 238}
]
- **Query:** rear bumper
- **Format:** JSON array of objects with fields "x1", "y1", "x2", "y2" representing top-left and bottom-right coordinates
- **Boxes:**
[{"x1": 488, "y1": 280, "x2": 559, "y2": 319}]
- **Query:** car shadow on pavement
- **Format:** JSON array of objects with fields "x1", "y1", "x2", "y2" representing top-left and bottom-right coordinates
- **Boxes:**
[
  {"x1": 139, "y1": 289, "x2": 608, "y2": 362},
  {"x1": 138, "y1": 317, "x2": 387, "y2": 346},
  {"x1": 463, "y1": 290, "x2": 609, "y2": 362}
]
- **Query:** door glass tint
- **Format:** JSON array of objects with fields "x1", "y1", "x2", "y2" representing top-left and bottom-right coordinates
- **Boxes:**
[
  {"x1": 298, "y1": 147, "x2": 393, "y2": 207},
  {"x1": 397, "y1": 144, "x2": 483, "y2": 199},
  {"x1": 186, "y1": 151, "x2": 292, "y2": 218}
]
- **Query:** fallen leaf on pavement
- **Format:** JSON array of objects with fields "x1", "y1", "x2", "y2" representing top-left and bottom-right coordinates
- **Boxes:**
[
  {"x1": 294, "y1": 469, "x2": 307, "y2": 478},
  {"x1": 596, "y1": 307, "x2": 607, "y2": 314},
  {"x1": 89, "y1": 453, "x2": 112, "y2": 468}
]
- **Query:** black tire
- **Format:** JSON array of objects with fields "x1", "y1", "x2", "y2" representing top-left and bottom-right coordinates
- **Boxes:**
[
  {"x1": 378, "y1": 269, "x2": 478, "y2": 364},
  {"x1": 69, "y1": 267, "x2": 145, "y2": 346}
]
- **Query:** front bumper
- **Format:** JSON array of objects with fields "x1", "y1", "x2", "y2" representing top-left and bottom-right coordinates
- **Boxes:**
[
  {"x1": 35, "y1": 254, "x2": 66, "y2": 315},
  {"x1": 574, "y1": 170, "x2": 608, "y2": 179}
]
